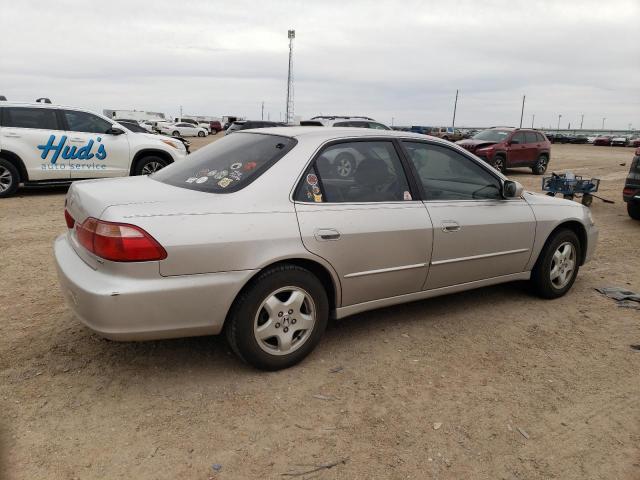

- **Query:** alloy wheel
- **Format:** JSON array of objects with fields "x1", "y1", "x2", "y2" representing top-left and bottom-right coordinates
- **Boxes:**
[
  {"x1": 253, "y1": 286, "x2": 316, "y2": 355},
  {"x1": 0, "y1": 166, "x2": 12, "y2": 193},
  {"x1": 336, "y1": 157, "x2": 353, "y2": 177},
  {"x1": 550, "y1": 241, "x2": 576, "y2": 289},
  {"x1": 141, "y1": 161, "x2": 164, "y2": 175}
]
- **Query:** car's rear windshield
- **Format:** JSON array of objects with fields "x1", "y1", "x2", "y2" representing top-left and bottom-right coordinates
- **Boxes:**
[
  {"x1": 152, "y1": 132, "x2": 297, "y2": 193},
  {"x1": 472, "y1": 129, "x2": 511, "y2": 141}
]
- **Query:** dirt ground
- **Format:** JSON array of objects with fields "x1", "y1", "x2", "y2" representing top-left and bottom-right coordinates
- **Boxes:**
[{"x1": 1, "y1": 137, "x2": 639, "y2": 480}]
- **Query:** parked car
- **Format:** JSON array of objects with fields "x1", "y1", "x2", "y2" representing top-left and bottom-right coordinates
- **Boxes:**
[
  {"x1": 301, "y1": 116, "x2": 390, "y2": 130},
  {"x1": 593, "y1": 135, "x2": 613, "y2": 146},
  {"x1": 623, "y1": 147, "x2": 640, "y2": 219},
  {"x1": 586, "y1": 135, "x2": 598, "y2": 144},
  {"x1": 198, "y1": 122, "x2": 212, "y2": 134},
  {"x1": 160, "y1": 122, "x2": 208, "y2": 138},
  {"x1": 456, "y1": 127, "x2": 551, "y2": 174},
  {"x1": 631, "y1": 138, "x2": 640, "y2": 148},
  {"x1": 428, "y1": 127, "x2": 464, "y2": 142},
  {"x1": 209, "y1": 120, "x2": 223, "y2": 133},
  {"x1": 611, "y1": 136, "x2": 629, "y2": 147},
  {"x1": 225, "y1": 120, "x2": 285, "y2": 135},
  {"x1": 55, "y1": 127, "x2": 597, "y2": 370},
  {"x1": 0, "y1": 101, "x2": 187, "y2": 197},
  {"x1": 409, "y1": 126, "x2": 432, "y2": 135},
  {"x1": 569, "y1": 135, "x2": 589, "y2": 144}
]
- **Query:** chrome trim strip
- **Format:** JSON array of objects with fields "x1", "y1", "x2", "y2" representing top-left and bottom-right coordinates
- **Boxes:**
[
  {"x1": 431, "y1": 248, "x2": 529, "y2": 266},
  {"x1": 334, "y1": 271, "x2": 531, "y2": 319},
  {"x1": 344, "y1": 262, "x2": 427, "y2": 278}
]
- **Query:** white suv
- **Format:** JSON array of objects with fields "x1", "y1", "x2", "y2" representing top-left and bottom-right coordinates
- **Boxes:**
[
  {"x1": 300, "y1": 116, "x2": 391, "y2": 130},
  {"x1": 0, "y1": 102, "x2": 188, "y2": 197}
]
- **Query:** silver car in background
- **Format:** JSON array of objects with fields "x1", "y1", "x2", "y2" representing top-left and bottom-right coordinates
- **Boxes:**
[{"x1": 55, "y1": 128, "x2": 598, "y2": 370}]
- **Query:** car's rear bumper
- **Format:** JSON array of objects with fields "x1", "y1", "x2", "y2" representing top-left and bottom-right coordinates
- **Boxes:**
[{"x1": 54, "y1": 234, "x2": 256, "y2": 340}]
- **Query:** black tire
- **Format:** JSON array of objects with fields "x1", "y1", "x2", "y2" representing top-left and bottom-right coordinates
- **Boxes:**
[
  {"x1": 225, "y1": 265, "x2": 329, "y2": 371},
  {"x1": 628, "y1": 201, "x2": 640, "y2": 220},
  {"x1": 172, "y1": 130, "x2": 180, "y2": 137},
  {"x1": 492, "y1": 155, "x2": 506, "y2": 173},
  {"x1": 531, "y1": 229, "x2": 581, "y2": 299},
  {"x1": 133, "y1": 156, "x2": 168, "y2": 176},
  {"x1": 563, "y1": 194, "x2": 574, "y2": 200},
  {"x1": 532, "y1": 154, "x2": 549, "y2": 175},
  {"x1": 197, "y1": 131, "x2": 205, "y2": 137},
  {"x1": 0, "y1": 159, "x2": 20, "y2": 198}
]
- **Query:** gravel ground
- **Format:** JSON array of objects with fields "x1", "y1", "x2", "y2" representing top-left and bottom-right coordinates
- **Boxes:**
[{"x1": 1, "y1": 138, "x2": 639, "y2": 479}]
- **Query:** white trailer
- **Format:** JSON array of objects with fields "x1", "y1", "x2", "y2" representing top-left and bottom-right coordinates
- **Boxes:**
[{"x1": 103, "y1": 109, "x2": 167, "y2": 122}]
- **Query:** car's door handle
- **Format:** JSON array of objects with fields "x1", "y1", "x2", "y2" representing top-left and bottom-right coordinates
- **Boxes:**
[
  {"x1": 4, "y1": 132, "x2": 21, "y2": 137},
  {"x1": 441, "y1": 221, "x2": 461, "y2": 232},
  {"x1": 69, "y1": 137, "x2": 85, "y2": 143},
  {"x1": 315, "y1": 228, "x2": 341, "y2": 241}
]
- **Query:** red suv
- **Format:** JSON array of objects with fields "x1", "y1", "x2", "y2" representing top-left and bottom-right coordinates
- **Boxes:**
[{"x1": 456, "y1": 128, "x2": 551, "y2": 174}]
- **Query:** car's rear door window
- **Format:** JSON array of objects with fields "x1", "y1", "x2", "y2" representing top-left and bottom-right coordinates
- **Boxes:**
[
  {"x1": 2, "y1": 107, "x2": 59, "y2": 130},
  {"x1": 153, "y1": 132, "x2": 296, "y2": 193},
  {"x1": 295, "y1": 141, "x2": 412, "y2": 203},
  {"x1": 525, "y1": 132, "x2": 538, "y2": 144},
  {"x1": 511, "y1": 132, "x2": 526, "y2": 144}
]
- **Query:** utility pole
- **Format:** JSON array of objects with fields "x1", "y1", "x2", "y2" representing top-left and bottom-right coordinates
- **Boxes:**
[
  {"x1": 452, "y1": 89, "x2": 459, "y2": 128},
  {"x1": 285, "y1": 29, "x2": 295, "y2": 124},
  {"x1": 519, "y1": 95, "x2": 525, "y2": 128},
  {"x1": 261, "y1": 101, "x2": 264, "y2": 120},
  {"x1": 531, "y1": 114, "x2": 535, "y2": 128},
  {"x1": 557, "y1": 114, "x2": 562, "y2": 134},
  {"x1": 580, "y1": 114, "x2": 584, "y2": 130},
  {"x1": 391, "y1": 117, "x2": 394, "y2": 126},
  {"x1": 179, "y1": 105, "x2": 183, "y2": 121},
  {"x1": 602, "y1": 117, "x2": 606, "y2": 130}
]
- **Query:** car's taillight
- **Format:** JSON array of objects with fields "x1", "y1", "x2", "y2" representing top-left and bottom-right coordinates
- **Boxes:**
[
  {"x1": 623, "y1": 187, "x2": 637, "y2": 196},
  {"x1": 64, "y1": 209, "x2": 75, "y2": 229},
  {"x1": 75, "y1": 217, "x2": 167, "y2": 262}
]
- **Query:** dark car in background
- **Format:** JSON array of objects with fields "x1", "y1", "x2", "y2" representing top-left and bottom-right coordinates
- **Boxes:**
[
  {"x1": 593, "y1": 135, "x2": 613, "y2": 146},
  {"x1": 623, "y1": 148, "x2": 640, "y2": 219},
  {"x1": 631, "y1": 138, "x2": 640, "y2": 148},
  {"x1": 409, "y1": 125, "x2": 432, "y2": 135},
  {"x1": 456, "y1": 127, "x2": 551, "y2": 174},
  {"x1": 225, "y1": 120, "x2": 286, "y2": 135},
  {"x1": 570, "y1": 134, "x2": 589, "y2": 144},
  {"x1": 208, "y1": 120, "x2": 223, "y2": 133}
]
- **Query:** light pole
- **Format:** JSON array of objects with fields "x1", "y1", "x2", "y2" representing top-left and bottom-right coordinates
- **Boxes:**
[
  {"x1": 531, "y1": 114, "x2": 535, "y2": 128},
  {"x1": 602, "y1": 117, "x2": 606, "y2": 130},
  {"x1": 580, "y1": 114, "x2": 584, "y2": 130},
  {"x1": 452, "y1": 89, "x2": 459, "y2": 128},
  {"x1": 285, "y1": 29, "x2": 295, "y2": 124},
  {"x1": 557, "y1": 114, "x2": 562, "y2": 134},
  {"x1": 519, "y1": 95, "x2": 525, "y2": 128},
  {"x1": 391, "y1": 117, "x2": 394, "y2": 127}
]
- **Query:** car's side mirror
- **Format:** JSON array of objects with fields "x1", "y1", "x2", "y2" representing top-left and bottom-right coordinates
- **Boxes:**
[
  {"x1": 107, "y1": 127, "x2": 125, "y2": 135},
  {"x1": 503, "y1": 180, "x2": 524, "y2": 199}
]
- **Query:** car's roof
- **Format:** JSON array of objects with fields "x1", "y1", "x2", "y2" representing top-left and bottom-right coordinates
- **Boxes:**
[
  {"x1": 0, "y1": 101, "x2": 90, "y2": 110},
  {"x1": 238, "y1": 126, "x2": 445, "y2": 143}
]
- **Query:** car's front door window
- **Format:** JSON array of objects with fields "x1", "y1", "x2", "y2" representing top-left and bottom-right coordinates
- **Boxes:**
[
  {"x1": 402, "y1": 142, "x2": 501, "y2": 201},
  {"x1": 296, "y1": 141, "x2": 412, "y2": 203},
  {"x1": 64, "y1": 110, "x2": 112, "y2": 134}
]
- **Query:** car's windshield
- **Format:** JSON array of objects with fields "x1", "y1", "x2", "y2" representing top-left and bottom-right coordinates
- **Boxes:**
[
  {"x1": 472, "y1": 129, "x2": 511, "y2": 141},
  {"x1": 152, "y1": 132, "x2": 296, "y2": 193}
]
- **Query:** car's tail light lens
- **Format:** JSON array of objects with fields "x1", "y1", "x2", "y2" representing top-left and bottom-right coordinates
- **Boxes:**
[
  {"x1": 64, "y1": 209, "x2": 75, "y2": 229},
  {"x1": 75, "y1": 217, "x2": 166, "y2": 262},
  {"x1": 623, "y1": 187, "x2": 637, "y2": 197}
]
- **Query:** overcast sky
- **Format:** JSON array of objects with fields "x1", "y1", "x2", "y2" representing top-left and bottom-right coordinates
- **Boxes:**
[{"x1": 2, "y1": 0, "x2": 639, "y2": 129}]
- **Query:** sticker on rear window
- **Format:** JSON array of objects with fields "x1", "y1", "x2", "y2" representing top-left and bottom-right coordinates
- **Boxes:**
[
  {"x1": 230, "y1": 162, "x2": 242, "y2": 170},
  {"x1": 217, "y1": 178, "x2": 232, "y2": 188},
  {"x1": 306, "y1": 173, "x2": 318, "y2": 186}
]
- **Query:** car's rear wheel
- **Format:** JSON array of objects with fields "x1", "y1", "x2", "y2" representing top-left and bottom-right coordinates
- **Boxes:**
[
  {"x1": 225, "y1": 265, "x2": 329, "y2": 370},
  {"x1": 172, "y1": 130, "x2": 180, "y2": 137},
  {"x1": 198, "y1": 131, "x2": 205, "y2": 137},
  {"x1": 532, "y1": 154, "x2": 549, "y2": 175},
  {"x1": 134, "y1": 156, "x2": 168, "y2": 176},
  {"x1": 531, "y1": 229, "x2": 581, "y2": 299},
  {"x1": 334, "y1": 152, "x2": 355, "y2": 177},
  {"x1": 0, "y1": 159, "x2": 20, "y2": 198},
  {"x1": 628, "y1": 201, "x2": 640, "y2": 220},
  {"x1": 492, "y1": 155, "x2": 506, "y2": 173}
]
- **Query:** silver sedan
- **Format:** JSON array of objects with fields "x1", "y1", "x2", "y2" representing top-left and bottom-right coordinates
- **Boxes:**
[{"x1": 55, "y1": 128, "x2": 598, "y2": 370}]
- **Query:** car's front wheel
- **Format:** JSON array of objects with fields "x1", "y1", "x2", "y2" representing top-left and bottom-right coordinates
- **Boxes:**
[
  {"x1": 628, "y1": 201, "x2": 640, "y2": 220},
  {"x1": 492, "y1": 154, "x2": 506, "y2": 173},
  {"x1": 172, "y1": 131, "x2": 180, "y2": 137},
  {"x1": 531, "y1": 229, "x2": 581, "y2": 298},
  {"x1": 0, "y1": 159, "x2": 20, "y2": 198},
  {"x1": 134, "y1": 156, "x2": 168, "y2": 176},
  {"x1": 225, "y1": 265, "x2": 329, "y2": 370},
  {"x1": 198, "y1": 131, "x2": 205, "y2": 137},
  {"x1": 532, "y1": 154, "x2": 549, "y2": 175}
]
